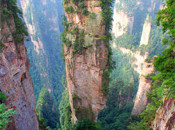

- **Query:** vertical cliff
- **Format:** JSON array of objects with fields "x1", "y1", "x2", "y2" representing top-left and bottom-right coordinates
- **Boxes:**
[
  {"x1": 63, "y1": 0, "x2": 113, "y2": 122},
  {"x1": 0, "y1": 1, "x2": 39, "y2": 129}
]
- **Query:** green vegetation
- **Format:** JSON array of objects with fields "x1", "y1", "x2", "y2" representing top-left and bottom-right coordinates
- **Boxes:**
[
  {"x1": 65, "y1": 5, "x2": 74, "y2": 13},
  {"x1": 128, "y1": 0, "x2": 175, "y2": 129},
  {"x1": 60, "y1": 15, "x2": 89, "y2": 56},
  {"x1": 100, "y1": 0, "x2": 114, "y2": 39},
  {"x1": 110, "y1": 47, "x2": 139, "y2": 92},
  {"x1": 22, "y1": 1, "x2": 65, "y2": 129},
  {"x1": 2, "y1": 0, "x2": 28, "y2": 44},
  {"x1": 0, "y1": 41, "x2": 5, "y2": 53},
  {"x1": 0, "y1": 92, "x2": 16, "y2": 129},
  {"x1": 36, "y1": 88, "x2": 60, "y2": 129},
  {"x1": 81, "y1": 8, "x2": 89, "y2": 15},
  {"x1": 59, "y1": 90, "x2": 73, "y2": 130},
  {"x1": 63, "y1": 0, "x2": 89, "y2": 15},
  {"x1": 144, "y1": 58, "x2": 152, "y2": 63},
  {"x1": 144, "y1": 72, "x2": 155, "y2": 80},
  {"x1": 75, "y1": 106, "x2": 94, "y2": 122},
  {"x1": 112, "y1": 0, "x2": 165, "y2": 56},
  {"x1": 88, "y1": 12, "x2": 96, "y2": 19},
  {"x1": 98, "y1": 79, "x2": 135, "y2": 130},
  {"x1": 74, "y1": 119, "x2": 100, "y2": 130},
  {"x1": 99, "y1": 0, "x2": 116, "y2": 95}
]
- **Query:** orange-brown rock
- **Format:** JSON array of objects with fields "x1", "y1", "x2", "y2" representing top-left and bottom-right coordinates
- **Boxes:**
[
  {"x1": 152, "y1": 98, "x2": 175, "y2": 130},
  {"x1": 0, "y1": 3, "x2": 39, "y2": 130},
  {"x1": 131, "y1": 60, "x2": 154, "y2": 116},
  {"x1": 63, "y1": 0, "x2": 109, "y2": 123}
]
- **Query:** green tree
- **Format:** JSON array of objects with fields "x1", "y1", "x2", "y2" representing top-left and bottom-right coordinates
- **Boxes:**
[
  {"x1": 59, "y1": 90, "x2": 73, "y2": 130},
  {"x1": 74, "y1": 119, "x2": 100, "y2": 130},
  {"x1": 36, "y1": 88, "x2": 60, "y2": 129},
  {"x1": 0, "y1": 104, "x2": 16, "y2": 129},
  {"x1": 0, "y1": 92, "x2": 16, "y2": 129}
]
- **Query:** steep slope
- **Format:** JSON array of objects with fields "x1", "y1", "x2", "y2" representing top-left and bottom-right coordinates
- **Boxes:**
[
  {"x1": 62, "y1": 0, "x2": 113, "y2": 123},
  {"x1": 18, "y1": 0, "x2": 65, "y2": 103},
  {"x1": 0, "y1": 0, "x2": 39, "y2": 129}
]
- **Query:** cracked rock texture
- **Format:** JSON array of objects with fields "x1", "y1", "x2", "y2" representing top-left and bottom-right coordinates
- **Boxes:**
[
  {"x1": 0, "y1": 3, "x2": 39, "y2": 130},
  {"x1": 63, "y1": 0, "x2": 109, "y2": 123},
  {"x1": 152, "y1": 98, "x2": 175, "y2": 130}
]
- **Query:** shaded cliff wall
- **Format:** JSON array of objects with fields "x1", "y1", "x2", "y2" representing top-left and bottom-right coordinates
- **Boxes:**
[
  {"x1": 111, "y1": 0, "x2": 165, "y2": 116},
  {"x1": 18, "y1": 0, "x2": 65, "y2": 103},
  {"x1": 63, "y1": 0, "x2": 112, "y2": 122},
  {"x1": 0, "y1": 1, "x2": 39, "y2": 129}
]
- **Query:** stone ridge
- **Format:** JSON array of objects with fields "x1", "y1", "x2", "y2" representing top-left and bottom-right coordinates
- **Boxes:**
[
  {"x1": 63, "y1": 0, "x2": 110, "y2": 123},
  {"x1": 0, "y1": 3, "x2": 39, "y2": 130}
]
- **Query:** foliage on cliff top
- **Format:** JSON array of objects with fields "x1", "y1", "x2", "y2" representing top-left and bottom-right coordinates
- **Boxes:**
[
  {"x1": 100, "y1": 0, "x2": 114, "y2": 39},
  {"x1": 128, "y1": 0, "x2": 175, "y2": 129},
  {"x1": 2, "y1": 0, "x2": 28, "y2": 43},
  {"x1": 98, "y1": 79, "x2": 135, "y2": 130}
]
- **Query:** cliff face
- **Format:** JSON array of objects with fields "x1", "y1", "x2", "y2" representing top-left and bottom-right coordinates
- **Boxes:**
[
  {"x1": 0, "y1": 2, "x2": 39, "y2": 130},
  {"x1": 152, "y1": 98, "x2": 175, "y2": 130},
  {"x1": 63, "y1": 0, "x2": 110, "y2": 122}
]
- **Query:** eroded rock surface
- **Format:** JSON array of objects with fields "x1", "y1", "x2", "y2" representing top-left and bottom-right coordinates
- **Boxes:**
[
  {"x1": 152, "y1": 98, "x2": 175, "y2": 130},
  {"x1": 63, "y1": 0, "x2": 110, "y2": 123},
  {"x1": 0, "y1": 2, "x2": 39, "y2": 130}
]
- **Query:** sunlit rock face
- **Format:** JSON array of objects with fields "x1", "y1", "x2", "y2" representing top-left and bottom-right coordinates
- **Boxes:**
[
  {"x1": 152, "y1": 98, "x2": 175, "y2": 130},
  {"x1": 63, "y1": 0, "x2": 110, "y2": 123},
  {"x1": 0, "y1": 2, "x2": 39, "y2": 130}
]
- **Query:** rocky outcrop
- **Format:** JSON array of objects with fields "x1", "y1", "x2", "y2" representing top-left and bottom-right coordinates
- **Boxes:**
[
  {"x1": 131, "y1": 74, "x2": 154, "y2": 116},
  {"x1": 118, "y1": 48, "x2": 154, "y2": 116},
  {"x1": 152, "y1": 98, "x2": 175, "y2": 130},
  {"x1": 63, "y1": 0, "x2": 111, "y2": 123},
  {"x1": 0, "y1": 2, "x2": 39, "y2": 130},
  {"x1": 140, "y1": 15, "x2": 151, "y2": 46}
]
